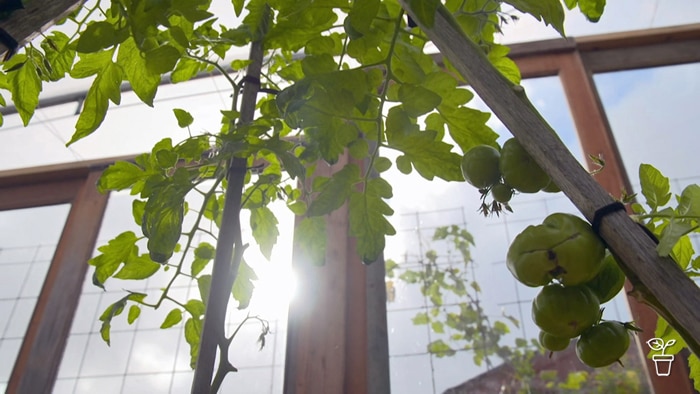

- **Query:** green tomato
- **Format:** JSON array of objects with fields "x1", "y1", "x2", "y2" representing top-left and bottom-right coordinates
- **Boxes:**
[
  {"x1": 500, "y1": 138, "x2": 550, "y2": 193},
  {"x1": 539, "y1": 331, "x2": 570, "y2": 352},
  {"x1": 461, "y1": 145, "x2": 501, "y2": 189},
  {"x1": 507, "y1": 213, "x2": 606, "y2": 287},
  {"x1": 584, "y1": 253, "x2": 626, "y2": 304},
  {"x1": 532, "y1": 284, "x2": 600, "y2": 339},
  {"x1": 491, "y1": 183, "x2": 513, "y2": 203},
  {"x1": 576, "y1": 321, "x2": 630, "y2": 368},
  {"x1": 542, "y1": 179, "x2": 561, "y2": 193}
]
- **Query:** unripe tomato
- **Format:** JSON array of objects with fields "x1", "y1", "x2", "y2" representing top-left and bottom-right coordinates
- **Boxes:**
[
  {"x1": 491, "y1": 183, "x2": 513, "y2": 203},
  {"x1": 500, "y1": 138, "x2": 550, "y2": 193},
  {"x1": 507, "y1": 213, "x2": 606, "y2": 287},
  {"x1": 532, "y1": 284, "x2": 600, "y2": 338},
  {"x1": 539, "y1": 331, "x2": 570, "y2": 352},
  {"x1": 542, "y1": 180, "x2": 561, "y2": 193},
  {"x1": 461, "y1": 145, "x2": 501, "y2": 189},
  {"x1": 576, "y1": 321, "x2": 630, "y2": 368},
  {"x1": 584, "y1": 253, "x2": 626, "y2": 304}
]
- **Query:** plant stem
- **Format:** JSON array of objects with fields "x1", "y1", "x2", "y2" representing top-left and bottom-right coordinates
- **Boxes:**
[{"x1": 190, "y1": 40, "x2": 264, "y2": 394}]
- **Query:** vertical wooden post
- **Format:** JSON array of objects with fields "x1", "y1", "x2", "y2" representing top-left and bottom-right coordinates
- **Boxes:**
[
  {"x1": 557, "y1": 50, "x2": 695, "y2": 394},
  {"x1": 7, "y1": 169, "x2": 110, "y2": 394},
  {"x1": 284, "y1": 152, "x2": 390, "y2": 393}
]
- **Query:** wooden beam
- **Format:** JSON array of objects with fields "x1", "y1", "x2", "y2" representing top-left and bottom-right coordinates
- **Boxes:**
[
  {"x1": 558, "y1": 51, "x2": 696, "y2": 394},
  {"x1": 0, "y1": 0, "x2": 84, "y2": 58},
  {"x1": 7, "y1": 170, "x2": 109, "y2": 393},
  {"x1": 0, "y1": 178, "x2": 83, "y2": 210}
]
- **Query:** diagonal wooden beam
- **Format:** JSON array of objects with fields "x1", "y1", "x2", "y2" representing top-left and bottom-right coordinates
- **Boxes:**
[{"x1": 0, "y1": 0, "x2": 83, "y2": 58}]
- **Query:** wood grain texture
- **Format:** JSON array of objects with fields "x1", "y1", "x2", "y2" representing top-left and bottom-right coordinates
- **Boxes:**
[
  {"x1": 7, "y1": 170, "x2": 109, "y2": 394},
  {"x1": 399, "y1": 0, "x2": 700, "y2": 354},
  {"x1": 0, "y1": 0, "x2": 83, "y2": 57}
]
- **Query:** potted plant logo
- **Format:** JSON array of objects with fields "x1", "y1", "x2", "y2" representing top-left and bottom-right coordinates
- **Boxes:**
[{"x1": 647, "y1": 338, "x2": 676, "y2": 376}]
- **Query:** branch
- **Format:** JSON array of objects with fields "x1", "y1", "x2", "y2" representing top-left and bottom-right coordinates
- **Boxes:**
[
  {"x1": 398, "y1": 1, "x2": 700, "y2": 355},
  {"x1": 190, "y1": 40, "x2": 264, "y2": 393}
]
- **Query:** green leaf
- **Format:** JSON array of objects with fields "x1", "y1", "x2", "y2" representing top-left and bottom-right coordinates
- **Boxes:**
[
  {"x1": 670, "y1": 234, "x2": 694, "y2": 270},
  {"x1": 184, "y1": 317, "x2": 203, "y2": 368},
  {"x1": 198, "y1": 275, "x2": 212, "y2": 305},
  {"x1": 347, "y1": 0, "x2": 380, "y2": 35},
  {"x1": 184, "y1": 299, "x2": 206, "y2": 317},
  {"x1": 7, "y1": 55, "x2": 41, "y2": 126},
  {"x1": 427, "y1": 339, "x2": 456, "y2": 357},
  {"x1": 431, "y1": 321, "x2": 445, "y2": 334},
  {"x1": 173, "y1": 108, "x2": 194, "y2": 127},
  {"x1": 161, "y1": 308, "x2": 183, "y2": 328},
  {"x1": 77, "y1": 21, "x2": 118, "y2": 53},
  {"x1": 349, "y1": 177, "x2": 396, "y2": 263},
  {"x1": 398, "y1": 84, "x2": 441, "y2": 117},
  {"x1": 307, "y1": 164, "x2": 360, "y2": 216},
  {"x1": 171, "y1": 57, "x2": 204, "y2": 83},
  {"x1": 232, "y1": 259, "x2": 257, "y2": 309},
  {"x1": 678, "y1": 184, "x2": 700, "y2": 217},
  {"x1": 689, "y1": 353, "x2": 700, "y2": 392},
  {"x1": 657, "y1": 221, "x2": 696, "y2": 258},
  {"x1": 127, "y1": 305, "x2": 141, "y2": 324},
  {"x1": 408, "y1": 0, "x2": 439, "y2": 28},
  {"x1": 191, "y1": 242, "x2": 215, "y2": 276},
  {"x1": 504, "y1": 0, "x2": 566, "y2": 36},
  {"x1": 232, "y1": 0, "x2": 245, "y2": 16},
  {"x1": 577, "y1": 0, "x2": 606, "y2": 22},
  {"x1": 89, "y1": 231, "x2": 139, "y2": 288},
  {"x1": 97, "y1": 161, "x2": 149, "y2": 193},
  {"x1": 98, "y1": 292, "x2": 146, "y2": 345},
  {"x1": 250, "y1": 206, "x2": 279, "y2": 260},
  {"x1": 70, "y1": 50, "x2": 114, "y2": 79},
  {"x1": 142, "y1": 180, "x2": 189, "y2": 263},
  {"x1": 145, "y1": 45, "x2": 181, "y2": 74},
  {"x1": 412, "y1": 312, "x2": 429, "y2": 325},
  {"x1": 385, "y1": 107, "x2": 463, "y2": 181},
  {"x1": 117, "y1": 37, "x2": 160, "y2": 106},
  {"x1": 114, "y1": 253, "x2": 161, "y2": 280},
  {"x1": 639, "y1": 164, "x2": 671, "y2": 210},
  {"x1": 69, "y1": 62, "x2": 123, "y2": 145},
  {"x1": 294, "y1": 216, "x2": 327, "y2": 265}
]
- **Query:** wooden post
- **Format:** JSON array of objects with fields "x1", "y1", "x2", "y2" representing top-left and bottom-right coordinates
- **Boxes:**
[
  {"x1": 7, "y1": 169, "x2": 109, "y2": 393},
  {"x1": 284, "y1": 152, "x2": 390, "y2": 393}
]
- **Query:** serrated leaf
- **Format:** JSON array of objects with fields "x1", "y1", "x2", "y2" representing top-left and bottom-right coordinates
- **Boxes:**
[
  {"x1": 347, "y1": 0, "x2": 380, "y2": 35},
  {"x1": 114, "y1": 253, "x2": 161, "y2": 280},
  {"x1": 657, "y1": 220, "x2": 695, "y2": 257},
  {"x1": 185, "y1": 317, "x2": 203, "y2": 368},
  {"x1": 689, "y1": 353, "x2": 700, "y2": 392},
  {"x1": 184, "y1": 299, "x2": 206, "y2": 317},
  {"x1": 294, "y1": 216, "x2": 327, "y2": 265},
  {"x1": 307, "y1": 164, "x2": 360, "y2": 216},
  {"x1": 127, "y1": 305, "x2": 141, "y2": 324},
  {"x1": 398, "y1": 84, "x2": 441, "y2": 117},
  {"x1": 504, "y1": 0, "x2": 565, "y2": 36},
  {"x1": 385, "y1": 107, "x2": 463, "y2": 181},
  {"x1": 412, "y1": 312, "x2": 429, "y2": 325},
  {"x1": 117, "y1": 37, "x2": 160, "y2": 106},
  {"x1": 77, "y1": 21, "x2": 118, "y2": 53},
  {"x1": 142, "y1": 180, "x2": 189, "y2": 263},
  {"x1": 427, "y1": 339, "x2": 456, "y2": 357},
  {"x1": 670, "y1": 234, "x2": 694, "y2": 270},
  {"x1": 639, "y1": 164, "x2": 671, "y2": 210},
  {"x1": 679, "y1": 184, "x2": 700, "y2": 217},
  {"x1": 577, "y1": 0, "x2": 606, "y2": 22},
  {"x1": 408, "y1": 0, "x2": 439, "y2": 28},
  {"x1": 145, "y1": 45, "x2": 181, "y2": 74},
  {"x1": 232, "y1": 259, "x2": 257, "y2": 309},
  {"x1": 171, "y1": 57, "x2": 204, "y2": 83},
  {"x1": 89, "y1": 231, "x2": 139, "y2": 287},
  {"x1": 349, "y1": 177, "x2": 396, "y2": 263},
  {"x1": 161, "y1": 308, "x2": 183, "y2": 328},
  {"x1": 173, "y1": 108, "x2": 194, "y2": 127},
  {"x1": 69, "y1": 62, "x2": 123, "y2": 145},
  {"x1": 250, "y1": 206, "x2": 279, "y2": 260},
  {"x1": 7, "y1": 55, "x2": 41, "y2": 126},
  {"x1": 97, "y1": 161, "x2": 149, "y2": 193}
]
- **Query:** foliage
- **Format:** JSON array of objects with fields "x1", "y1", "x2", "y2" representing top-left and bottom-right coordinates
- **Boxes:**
[
  {"x1": 631, "y1": 163, "x2": 700, "y2": 391},
  {"x1": 0, "y1": 0, "x2": 653, "y2": 391}
]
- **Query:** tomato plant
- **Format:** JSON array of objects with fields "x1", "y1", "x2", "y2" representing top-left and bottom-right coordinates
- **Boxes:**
[{"x1": 576, "y1": 321, "x2": 631, "y2": 368}]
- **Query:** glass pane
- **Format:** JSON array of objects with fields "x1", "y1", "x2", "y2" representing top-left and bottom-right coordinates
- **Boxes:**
[
  {"x1": 56, "y1": 190, "x2": 293, "y2": 394},
  {"x1": 385, "y1": 77, "x2": 650, "y2": 393},
  {"x1": 0, "y1": 204, "x2": 71, "y2": 390}
]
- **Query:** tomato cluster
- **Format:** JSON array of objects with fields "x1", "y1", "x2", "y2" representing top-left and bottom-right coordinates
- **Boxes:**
[
  {"x1": 461, "y1": 139, "x2": 559, "y2": 215},
  {"x1": 506, "y1": 212, "x2": 636, "y2": 368}
]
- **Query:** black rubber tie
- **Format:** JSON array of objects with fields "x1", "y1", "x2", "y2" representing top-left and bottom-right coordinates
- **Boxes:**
[{"x1": 591, "y1": 201, "x2": 626, "y2": 235}]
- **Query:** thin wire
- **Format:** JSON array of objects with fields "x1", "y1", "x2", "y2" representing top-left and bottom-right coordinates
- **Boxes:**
[{"x1": 648, "y1": 0, "x2": 660, "y2": 27}]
